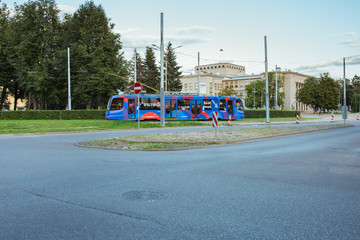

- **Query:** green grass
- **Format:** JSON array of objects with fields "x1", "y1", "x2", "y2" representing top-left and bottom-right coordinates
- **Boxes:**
[
  {"x1": 0, "y1": 117, "x2": 310, "y2": 134},
  {"x1": 0, "y1": 119, "x2": 208, "y2": 134}
]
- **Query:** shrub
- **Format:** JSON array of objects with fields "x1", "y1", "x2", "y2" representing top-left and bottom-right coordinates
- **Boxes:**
[
  {"x1": 244, "y1": 110, "x2": 300, "y2": 118},
  {"x1": 0, "y1": 110, "x2": 106, "y2": 120}
]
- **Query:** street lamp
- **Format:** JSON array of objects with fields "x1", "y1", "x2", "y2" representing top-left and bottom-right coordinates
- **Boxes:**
[{"x1": 275, "y1": 65, "x2": 281, "y2": 110}]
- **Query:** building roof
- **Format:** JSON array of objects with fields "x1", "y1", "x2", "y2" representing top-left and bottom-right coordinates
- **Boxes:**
[{"x1": 197, "y1": 62, "x2": 245, "y2": 68}]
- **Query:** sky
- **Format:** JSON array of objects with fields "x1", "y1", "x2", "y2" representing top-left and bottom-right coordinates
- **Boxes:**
[{"x1": 3, "y1": 0, "x2": 360, "y2": 79}]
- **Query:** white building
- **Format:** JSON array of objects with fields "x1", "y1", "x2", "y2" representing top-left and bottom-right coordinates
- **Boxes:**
[{"x1": 180, "y1": 63, "x2": 312, "y2": 111}]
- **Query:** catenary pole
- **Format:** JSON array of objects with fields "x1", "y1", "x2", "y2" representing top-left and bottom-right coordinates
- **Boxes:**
[
  {"x1": 67, "y1": 47, "x2": 71, "y2": 110},
  {"x1": 134, "y1": 49, "x2": 137, "y2": 83},
  {"x1": 275, "y1": 65, "x2": 278, "y2": 110},
  {"x1": 160, "y1": 13, "x2": 165, "y2": 126},
  {"x1": 197, "y1": 52, "x2": 200, "y2": 95},
  {"x1": 343, "y1": 57, "x2": 346, "y2": 123},
  {"x1": 264, "y1": 36, "x2": 270, "y2": 123}
]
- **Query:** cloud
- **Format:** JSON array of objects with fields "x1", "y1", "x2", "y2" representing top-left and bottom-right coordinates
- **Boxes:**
[
  {"x1": 294, "y1": 55, "x2": 360, "y2": 72},
  {"x1": 58, "y1": 5, "x2": 77, "y2": 14},
  {"x1": 340, "y1": 32, "x2": 360, "y2": 49},
  {"x1": 115, "y1": 27, "x2": 141, "y2": 34},
  {"x1": 175, "y1": 26, "x2": 216, "y2": 35}
]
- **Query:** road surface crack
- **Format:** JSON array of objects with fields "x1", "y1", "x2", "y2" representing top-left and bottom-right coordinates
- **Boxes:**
[{"x1": 23, "y1": 190, "x2": 166, "y2": 227}]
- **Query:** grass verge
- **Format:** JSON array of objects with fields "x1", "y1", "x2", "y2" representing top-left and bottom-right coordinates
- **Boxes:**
[
  {"x1": 0, "y1": 119, "x2": 207, "y2": 134},
  {"x1": 0, "y1": 118, "x2": 307, "y2": 134},
  {"x1": 78, "y1": 124, "x2": 347, "y2": 151}
]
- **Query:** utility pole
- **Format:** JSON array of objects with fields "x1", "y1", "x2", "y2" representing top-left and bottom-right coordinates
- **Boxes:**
[
  {"x1": 160, "y1": 12, "x2": 165, "y2": 126},
  {"x1": 264, "y1": 36, "x2": 270, "y2": 123},
  {"x1": 134, "y1": 49, "x2": 137, "y2": 83},
  {"x1": 275, "y1": 65, "x2": 280, "y2": 110},
  {"x1": 253, "y1": 85, "x2": 256, "y2": 109},
  {"x1": 343, "y1": 57, "x2": 347, "y2": 124},
  {"x1": 197, "y1": 52, "x2": 200, "y2": 95},
  {"x1": 165, "y1": 58, "x2": 167, "y2": 92},
  {"x1": 67, "y1": 47, "x2": 71, "y2": 110}
]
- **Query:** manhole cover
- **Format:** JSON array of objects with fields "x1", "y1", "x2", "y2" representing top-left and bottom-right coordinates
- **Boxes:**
[{"x1": 122, "y1": 190, "x2": 170, "y2": 201}]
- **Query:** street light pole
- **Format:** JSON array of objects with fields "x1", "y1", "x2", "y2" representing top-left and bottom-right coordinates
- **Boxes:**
[
  {"x1": 264, "y1": 36, "x2": 270, "y2": 123},
  {"x1": 253, "y1": 85, "x2": 256, "y2": 109},
  {"x1": 197, "y1": 52, "x2": 200, "y2": 95},
  {"x1": 134, "y1": 49, "x2": 137, "y2": 83},
  {"x1": 343, "y1": 57, "x2": 347, "y2": 124},
  {"x1": 160, "y1": 12, "x2": 165, "y2": 127},
  {"x1": 67, "y1": 47, "x2": 71, "y2": 110},
  {"x1": 275, "y1": 65, "x2": 280, "y2": 110}
]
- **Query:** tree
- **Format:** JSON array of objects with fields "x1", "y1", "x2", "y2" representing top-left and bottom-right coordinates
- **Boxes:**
[
  {"x1": 142, "y1": 46, "x2": 160, "y2": 94},
  {"x1": 296, "y1": 77, "x2": 319, "y2": 112},
  {"x1": 0, "y1": 2, "x2": 13, "y2": 110},
  {"x1": 296, "y1": 73, "x2": 339, "y2": 112},
  {"x1": 351, "y1": 93, "x2": 360, "y2": 112},
  {"x1": 245, "y1": 80, "x2": 264, "y2": 108},
  {"x1": 349, "y1": 75, "x2": 360, "y2": 112},
  {"x1": 245, "y1": 72, "x2": 284, "y2": 109},
  {"x1": 218, "y1": 86, "x2": 236, "y2": 96},
  {"x1": 165, "y1": 42, "x2": 182, "y2": 92},
  {"x1": 63, "y1": 1, "x2": 127, "y2": 109},
  {"x1": 127, "y1": 49, "x2": 145, "y2": 91},
  {"x1": 10, "y1": 0, "x2": 62, "y2": 110},
  {"x1": 318, "y1": 73, "x2": 339, "y2": 111}
]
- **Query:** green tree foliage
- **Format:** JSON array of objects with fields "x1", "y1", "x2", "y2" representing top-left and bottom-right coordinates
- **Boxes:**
[
  {"x1": 245, "y1": 72, "x2": 284, "y2": 109},
  {"x1": 63, "y1": 1, "x2": 127, "y2": 109},
  {"x1": 296, "y1": 73, "x2": 339, "y2": 112},
  {"x1": 218, "y1": 86, "x2": 236, "y2": 96},
  {"x1": 165, "y1": 42, "x2": 182, "y2": 92},
  {"x1": 142, "y1": 47, "x2": 160, "y2": 94},
  {"x1": 296, "y1": 77, "x2": 319, "y2": 111},
  {"x1": 350, "y1": 75, "x2": 360, "y2": 112},
  {"x1": 0, "y1": 2, "x2": 14, "y2": 110},
  {"x1": 351, "y1": 93, "x2": 360, "y2": 112},
  {"x1": 11, "y1": 0, "x2": 61, "y2": 110},
  {"x1": 245, "y1": 80, "x2": 264, "y2": 108}
]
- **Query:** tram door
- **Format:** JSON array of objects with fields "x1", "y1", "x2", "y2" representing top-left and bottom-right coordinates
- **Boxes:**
[
  {"x1": 190, "y1": 100, "x2": 202, "y2": 119},
  {"x1": 128, "y1": 99, "x2": 136, "y2": 119},
  {"x1": 227, "y1": 100, "x2": 234, "y2": 116}
]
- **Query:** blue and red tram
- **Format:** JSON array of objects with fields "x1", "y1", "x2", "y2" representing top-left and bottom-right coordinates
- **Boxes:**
[{"x1": 105, "y1": 94, "x2": 244, "y2": 121}]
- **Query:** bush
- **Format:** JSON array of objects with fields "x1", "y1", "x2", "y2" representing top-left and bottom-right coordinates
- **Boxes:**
[
  {"x1": 244, "y1": 110, "x2": 300, "y2": 118},
  {"x1": 0, "y1": 110, "x2": 106, "y2": 120}
]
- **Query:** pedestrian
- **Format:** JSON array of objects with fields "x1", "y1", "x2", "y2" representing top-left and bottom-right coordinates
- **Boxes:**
[{"x1": 318, "y1": 108, "x2": 321, "y2": 115}]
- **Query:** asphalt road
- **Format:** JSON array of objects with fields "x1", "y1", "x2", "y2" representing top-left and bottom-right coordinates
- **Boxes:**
[{"x1": 1, "y1": 122, "x2": 360, "y2": 239}]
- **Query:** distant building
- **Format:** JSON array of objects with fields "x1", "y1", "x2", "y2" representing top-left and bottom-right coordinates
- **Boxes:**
[
  {"x1": 180, "y1": 63, "x2": 312, "y2": 111},
  {"x1": 0, "y1": 86, "x2": 26, "y2": 111}
]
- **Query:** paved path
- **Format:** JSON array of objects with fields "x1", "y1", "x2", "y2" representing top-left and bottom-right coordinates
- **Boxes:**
[{"x1": 1, "y1": 121, "x2": 359, "y2": 239}]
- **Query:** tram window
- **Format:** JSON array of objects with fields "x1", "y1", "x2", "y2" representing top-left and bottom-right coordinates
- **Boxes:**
[
  {"x1": 228, "y1": 100, "x2": 233, "y2": 114},
  {"x1": 128, "y1": 99, "x2": 135, "y2": 114},
  {"x1": 219, "y1": 100, "x2": 226, "y2": 110},
  {"x1": 236, "y1": 100, "x2": 244, "y2": 111},
  {"x1": 140, "y1": 98, "x2": 160, "y2": 110},
  {"x1": 110, "y1": 98, "x2": 124, "y2": 111},
  {"x1": 178, "y1": 99, "x2": 190, "y2": 110},
  {"x1": 203, "y1": 99, "x2": 212, "y2": 110}
]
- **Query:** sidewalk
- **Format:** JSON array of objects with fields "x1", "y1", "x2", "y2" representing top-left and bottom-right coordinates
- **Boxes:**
[{"x1": 229, "y1": 112, "x2": 359, "y2": 126}]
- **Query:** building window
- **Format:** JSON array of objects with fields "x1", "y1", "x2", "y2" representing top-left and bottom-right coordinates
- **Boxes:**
[{"x1": 184, "y1": 84, "x2": 187, "y2": 90}]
